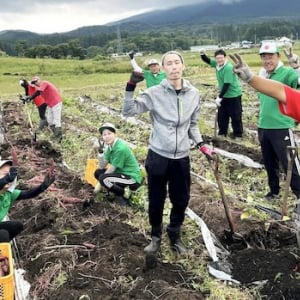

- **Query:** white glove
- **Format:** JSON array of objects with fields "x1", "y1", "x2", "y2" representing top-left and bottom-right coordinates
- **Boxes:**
[
  {"x1": 283, "y1": 47, "x2": 299, "y2": 69},
  {"x1": 215, "y1": 96, "x2": 223, "y2": 107},
  {"x1": 200, "y1": 49, "x2": 206, "y2": 55},
  {"x1": 229, "y1": 53, "x2": 254, "y2": 83}
]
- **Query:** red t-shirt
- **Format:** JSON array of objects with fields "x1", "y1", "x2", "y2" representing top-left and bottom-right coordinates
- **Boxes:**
[
  {"x1": 278, "y1": 86, "x2": 300, "y2": 122},
  {"x1": 37, "y1": 81, "x2": 62, "y2": 108},
  {"x1": 28, "y1": 85, "x2": 45, "y2": 107}
]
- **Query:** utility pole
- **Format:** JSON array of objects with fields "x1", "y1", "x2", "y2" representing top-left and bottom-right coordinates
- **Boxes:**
[{"x1": 116, "y1": 25, "x2": 123, "y2": 55}]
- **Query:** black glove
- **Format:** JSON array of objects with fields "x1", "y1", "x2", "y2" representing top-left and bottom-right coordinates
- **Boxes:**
[
  {"x1": 0, "y1": 167, "x2": 18, "y2": 190},
  {"x1": 19, "y1": 95, "x2": 32, "y2": 104},
  {"x1": 6, "y1": 167, "x2": 18, "y2": 183},
  {"x1": 41, "y1": 173, "x2": 55, "y2": 190},
  {"x1": 129, "y1": 71, "x2": 144, "y2": 84},
  {"x1": 128, "y1": 50, "x2": 135, "y2": 60}
]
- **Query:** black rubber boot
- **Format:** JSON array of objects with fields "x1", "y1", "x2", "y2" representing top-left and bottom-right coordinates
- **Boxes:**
[
  {"x1": 167, "y1": 226, "x2": 187, "y2": 254},
  {"x1": 38, "y1": 119, "x2": 48, "y2": 130},
  {"x1": 53, "y1": 127, "x2": 62, "y2": 142},
  {"x1": 144, "y1": 225, "x2": 162, "y2": 269},
  {"x1": 144, "y1": 236, "x2": 161, "y2": 254}
]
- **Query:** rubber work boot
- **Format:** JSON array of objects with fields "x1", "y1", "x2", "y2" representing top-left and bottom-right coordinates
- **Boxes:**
[
  {"x1": 167, "y1": 226, "x2": 187, "y2": 254},
  {"x1": 38, "y1": 119, "x2": 48, "y2": 130},
  {"x1": 144, "y1": 236, "x2": 161, "y2": 269},
  {"x1": 53, "y1": 127, "x2": 62, "y2": 142},
  {"x1": 50, "y1": 124, "x2": 55, "y2": 133}
]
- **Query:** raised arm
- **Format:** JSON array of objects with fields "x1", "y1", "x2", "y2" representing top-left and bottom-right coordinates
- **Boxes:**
[{"x1": 229, "y1": 53, "x2": 287, "y2": 104}]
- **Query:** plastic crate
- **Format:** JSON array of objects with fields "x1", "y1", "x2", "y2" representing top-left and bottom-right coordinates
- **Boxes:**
[{"x1": 0, "y1": 243, "x2": 14, "y2": 300}]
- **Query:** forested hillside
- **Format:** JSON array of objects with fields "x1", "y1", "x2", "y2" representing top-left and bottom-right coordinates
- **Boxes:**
[{"x1": 1, "y1": 0, "x2": 300, "y2": 58}]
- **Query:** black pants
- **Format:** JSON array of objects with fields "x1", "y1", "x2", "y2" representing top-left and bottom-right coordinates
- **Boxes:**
[
  {"x1": 94, "y1": 169, "x2": 140, "y2": 196},
  {"x1": 218, "y1": 96, "x2": 243, "y2": 137},
  {"x1": 38, "y1": 103, "x2": 47, "y2": 120},
  {"x1": 0, "y1": 220, "x2": 24, "y2": 242},
  {"x1": 258, "y1": 128, "x2": 300, "y2": 197},
  {"x1": 145, "y1": 149, "x2": 190, "y2": 237}
]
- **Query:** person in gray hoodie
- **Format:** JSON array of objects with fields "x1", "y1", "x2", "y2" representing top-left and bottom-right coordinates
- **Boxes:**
[{"x1": 122, "y1": 50, "x2": 214, "y2": 266}]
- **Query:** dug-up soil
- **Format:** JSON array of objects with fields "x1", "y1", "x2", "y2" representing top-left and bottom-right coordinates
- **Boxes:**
[{"x1": 1, "y1": 101, "x2": 300, "y2": 300}]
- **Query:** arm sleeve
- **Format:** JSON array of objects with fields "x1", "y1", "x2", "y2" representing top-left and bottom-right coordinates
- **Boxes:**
[
  {"x1": 17, "y1": 183, "x2": 48, "y2": 200},
  {"x1": 130, "y1": 58, "x2": 143, "y2": 73},
  {"x1": 30, "y1": 90, "x2": 41, "y2": 100},
  {"x1": 122, "y1": 91, "x2": 152, "y2": 117},
  {"x1": 278, "y1": 86, "x2": 300, "y2": 122},
  {"x1": 200, "y1": 54, "x2": 211, "y2": 65},
  {"x1": 219, "y1": 83, "x2": 230, "y2": 98}
]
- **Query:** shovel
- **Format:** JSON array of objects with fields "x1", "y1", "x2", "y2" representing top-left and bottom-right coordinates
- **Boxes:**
[
  {"x1": 19, "y1": 95, "x2": 37, "y2": 143},
  {"x1": 281, "y1": 146, "x2": 297, "y2": 218},
  {"x1": 211, "y1": 154, "x2": 245, "y2": 243}
]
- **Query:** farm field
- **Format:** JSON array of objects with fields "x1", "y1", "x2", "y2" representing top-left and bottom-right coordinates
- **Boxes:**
[{"x1": 1, "y1": 47, "x2": 300, "y2": 299}]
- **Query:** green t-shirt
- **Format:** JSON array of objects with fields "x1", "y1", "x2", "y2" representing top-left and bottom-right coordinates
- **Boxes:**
[
  {"x1": 104, "y1": 139, "x2": 142, "y2": 184},
  {"x1": 210, "y1": 59, "x2": 242, "y2": 98},
  {"x1": 0, "y1": 189, "x2": 21, "y2": 222},
  {"x1": 142, "y1": 70, "x2": 166, "y2": 88},
  {"x1": 258, "y1": 66, "x2": 298, "y2": 129}
]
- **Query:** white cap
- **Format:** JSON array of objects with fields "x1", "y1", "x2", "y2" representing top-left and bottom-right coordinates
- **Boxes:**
[
  {"x1": 148, "y1": 59, "x2": 159, "y2": 66},
  {"x1": 0, "y1": 160, "x2": 13, "y2": 168},
  {"x1": 259, "y1": 41, "x2": 280, "y2": 54},
  {"x1": 99, "y1": 122, "x2": 116, "y2": 134}
]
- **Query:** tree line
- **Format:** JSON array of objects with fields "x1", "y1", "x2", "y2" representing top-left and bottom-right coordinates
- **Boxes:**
[{"x1": 1, "y1": 19, "x2": 300, "y2": 59}]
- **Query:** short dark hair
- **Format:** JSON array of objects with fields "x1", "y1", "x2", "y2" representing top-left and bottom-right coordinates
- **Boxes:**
[{"x1": 214, "y1": 49, "x2": 226, "y2": 57}]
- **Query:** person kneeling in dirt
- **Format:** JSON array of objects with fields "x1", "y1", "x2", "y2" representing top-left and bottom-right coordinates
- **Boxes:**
[
  {"x1": 93, "y1": 122, "x2": 142, "y2": 205},
  {"x1": 24, "y1": 76, "x2": 63, "y2": 142},
  {"x1": 0, "y1": 160, "x2": 55, "y2": 242},
  {"x1": 19, "y1": 78, "x2": 48, "y2": 131}
]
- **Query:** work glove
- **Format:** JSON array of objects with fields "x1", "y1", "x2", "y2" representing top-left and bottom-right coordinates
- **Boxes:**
[
  {"x1": 215, "y1": 96, "x2": 223, "y2": 107},
  {"x1": 19, "y1": 95, "x2": 32, "y2": 104},
  {"x1": 6, "y1": 167, "x2": 17, "y2": 183},
  {"x1": 129, "y1": 71, "x2": 144, "y2": 84},
  {"x1": 198, "y1": 142, "x2": 216, "y2": 161},
  {"x1": 41, "y1": 173, "x2": 55, "y2": 190},
  {"x1": 283, "y1": 47, "x2": 299, "y2": 69},
  {"x1": 128, "y1": 50, "x2": 135, "y2": 60},
  {"x1": 200, "y1": 49, "x2": 206, "y2": 56},
  {"x1": 229, "y1": 53, "x2": 254, "y2": 83},
  {"x1": 98, "y1": 140, "x2": 105, "y2": 159}
]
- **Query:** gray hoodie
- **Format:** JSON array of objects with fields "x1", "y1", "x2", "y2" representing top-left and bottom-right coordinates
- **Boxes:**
[{"x1": 123, "y1": 78, "x2": 203, "y2": 159}]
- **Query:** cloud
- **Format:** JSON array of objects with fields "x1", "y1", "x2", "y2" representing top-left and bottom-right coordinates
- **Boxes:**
[{"x1": 0, "y1": 0, "x2": 245, "y2": 33}]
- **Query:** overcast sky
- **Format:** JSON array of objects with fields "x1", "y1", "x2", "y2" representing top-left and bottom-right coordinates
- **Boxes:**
[{"x1": 0, "y1": 0, "x2": 242, "y2": 34}]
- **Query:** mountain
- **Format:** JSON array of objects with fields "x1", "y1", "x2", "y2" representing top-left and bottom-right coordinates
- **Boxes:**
[
  {"x1": 1, "y1": 0, "x2": 300, "y2": 56},
  {"x1": 114, "y1": 0, "x2": 300, "y2": 26}
]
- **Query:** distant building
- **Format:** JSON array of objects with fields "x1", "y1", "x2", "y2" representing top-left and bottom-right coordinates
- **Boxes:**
[{"x1": 190, "y1": 45, "x2": 219, "y2": 52}]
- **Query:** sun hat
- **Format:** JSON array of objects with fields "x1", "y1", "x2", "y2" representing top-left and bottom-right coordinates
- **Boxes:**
[
  {"x1": 31, "y1": 76, "x2": 40, "y2": 84},
  {"x1": 259, "y1": 41, "x2": 280, "y2": 54},
  {"x1": 147, "y1": 59, "x2": 159, "y2": 66},
  {"x1": 0, "y1": 160, "x2": 13, "y2": 168},
  {"x1": 99, "y1": 122, "x2": 116, "y2": 134}
]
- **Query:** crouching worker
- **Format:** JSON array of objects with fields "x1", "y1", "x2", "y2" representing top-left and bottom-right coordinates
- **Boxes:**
[
  {"x1": 94, "y1": 123, "x2": 142, "y2": 205},
  {"x1": 0, "y1": 160, "x2": 55, "y2": 242}
]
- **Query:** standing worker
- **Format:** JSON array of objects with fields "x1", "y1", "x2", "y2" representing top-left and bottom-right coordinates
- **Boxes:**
[
  {"x1": 255, "y1": 41, "x2": 300, "y2": 201},
  {"x1": 200, "y1": 49, "x2": 243, "y2": 139},
  {"x1": 19, "y1": 78, "x2": 48, "y2": 130},
  {"x1": 128, "y1": 51, "x2": 166, "y2": 88},
  {"x1": 230, "y1": 53, "x2": 300, "y2": 122},
  {"x1": 25, "y1": 76, "x2": 63, "y2": 142},
  {"x1": 123, "y1": 50, "x2": 215, "y2": 264}
]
